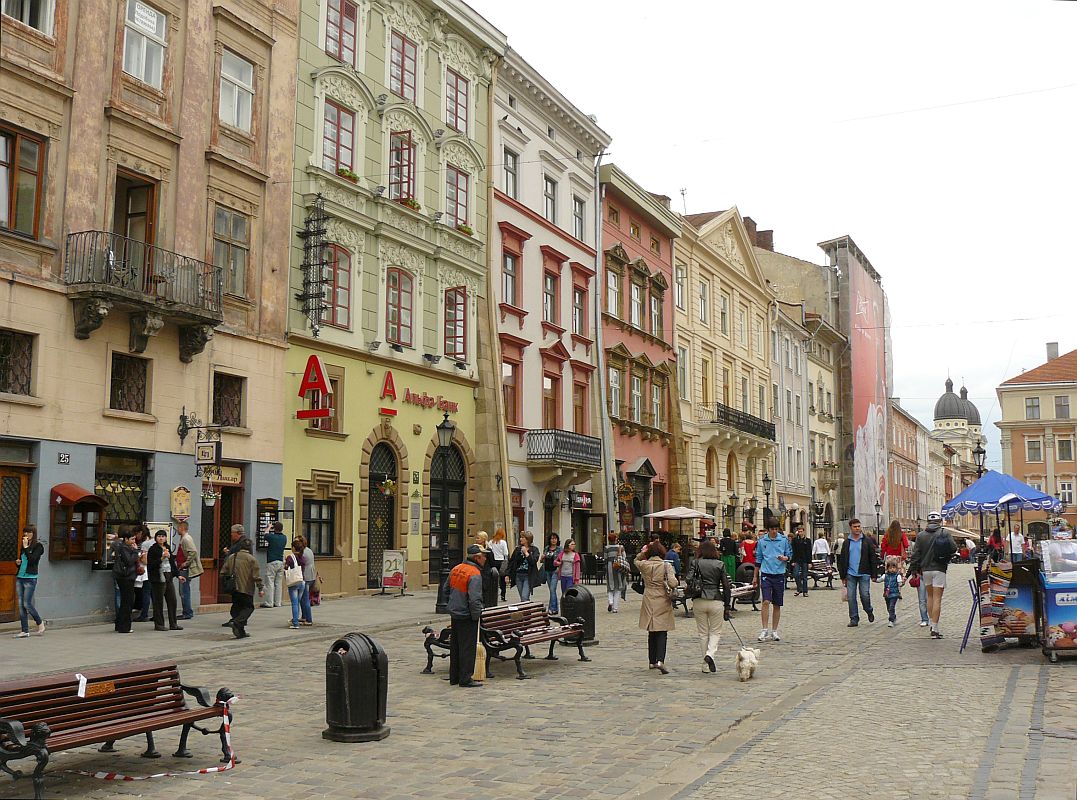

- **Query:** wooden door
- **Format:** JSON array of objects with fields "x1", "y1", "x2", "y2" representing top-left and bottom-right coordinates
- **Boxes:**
[
  {"x1": 199, "y1": 486, "x2": 242, "y2": 605},
  {"x1": 0, "y1": 471, "x2": 29, "y2": 623}
]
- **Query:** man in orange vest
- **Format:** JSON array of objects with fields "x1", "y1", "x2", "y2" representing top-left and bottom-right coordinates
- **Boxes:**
[{"x1": 448, "y1": 544, "x2": 487, "y2": 687}]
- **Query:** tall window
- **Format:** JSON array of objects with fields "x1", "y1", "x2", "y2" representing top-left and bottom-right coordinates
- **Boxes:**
[
  {"x1": 808, "y1": 382, "x2": 815, "y2": 409},
  {"x1": 753, "y1": 319, "x2": 763, "y2": 354},
  {"x1": 631, "y1": 375, "x2": 642, "y2": 423},
  {"x1": 542, "y1": 374, "x2": 559, "y2": 428},
  {"x1": 309, "y1": 376, "x2": 340, "y2": 433},
  {"x1": 698, "y1": 280, "x2": 709, "y2": 323},
  {"x1": 219, "y1": 51, "x2": 254, "y2": 132},
  {"x1": 502, "y1": 252, "x2": 518, "y2": 305},
  {"x1": 572, "y1": 287, "x2": 586, "y2": 335},
  {"x1": 389, "y1": 30, "x2": 417, "y2": 102},
  {"x1": 786, "y1": 389, "x2": 792, "y2": 419},
  {"x1": 445, "y1": 68, "x2": 469, "y2": 133},
  {"x1": 445, "y1": 165, "x2": 468, "y2": 227},
  {"x1": 650, "y1": 294, "x2": 662, "y2": 337},
  {"x1": 1055, "y1": 395, "x2": 1070, "y2": 419},
  {"x1": 503, "y1": 148, "x2": 518, "y2": 198},
  {"x1": 213, "y1": 205, "x2": 249, "y2": 297},
  {"x1": 302, "y1": 499, "x2": 335, "y2": 556},
  {"x1": 385, "y1": 268, "x2": 413, "y2": 346},
  {"x1": 322, "y1": 245, "x2": 350, "y2": 328},
  {"x1": 542, "y1": 272, "x2": 558, "y2": 324},
  {"x1": 322, "y1": 100, "x2": 355, "y2": 173},
  {"x1": 795, "y1": 394, "x2": 801, "y2": 425},
  {"x1": 700, "y1": 357, "x2": 711, "y2": 404},
  {"x1": 2, "y1": 0, "x2": 55, "y2": 34},
  {"x1": 741, "y1": 377, "x2": 749, "y2": 412},
  {"x1": 123, "y1": 0, "x2": 167, "y2": 89},
  {"x1": 758, "y1": 385, "x2": 766, "y2": 418},
  {"x1": 0, "y1": 328, "x2": 33, "y2": 395},
  {"x1": 0, "y1": 125, "x2": 45, "y2": 238},
  {"x1": 572, "y1": 196, "x2": 585, "y2": 240},
  {"x1": 573, "y1": 383, "x2": 587, "y2": 434},
  {"x1": 444, "y1": 286, "x2": 466, "y2": 360},
  {"x1": 1026, "y1": 439, "x2": 1042, "y2": 462},
  {"x1": 719, "y1": 293, "x2": 729, "y2": 334},
  {"x1": 1025, "y1": 397, "x2": 1040, "y2": 420},
  {"x1": 676, "y1": 346, "x2": 688, "y2": 400},
  {"x1": 325, "y1": 0, "x2": 358, "y2": 66},
  {"x1": 606, "y1": 270, "x2": 621, "y2": 316},
  {"x1": 212, "y1": 372, "x2": 245, "y2": 427},
  {"x1": 794, "y1": 344, "x2": 801, "y2": 374},
  {"x1": 652, "y1": 383, "x2": 663, "y2": 429},
  {"x1": 388, "y1": 130, "x2": 415, "y2": 200},
  {"x1": 674, "y1": 265, "x2": 686, "y2": 310},
  {"x1": 609, "y1": 366, "x2": 621, "y2": 415},
  {"x1": 630, "y1": 283, "x2": 643, "y2": 327},
  {"x1": 110, "y1": 353, "x2": 148, "y2": 413},
  {"x1": 737, "y1": 306, "x2": 747, "y2": 347},
  {"x1": 1057, "y1": 438, "x2": 1073, "y2": 462},
  {"x1": 502, "y1": 361, "x2": 519, "y2": 425},
  {"x1": 543, "y1": 175, "x2": 557, "y2": 222}
]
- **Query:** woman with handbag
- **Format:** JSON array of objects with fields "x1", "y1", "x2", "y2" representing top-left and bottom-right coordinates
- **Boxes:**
[
  {"x1": 686, "y1": 538, "x2": 732, "y2": 673},
  {"x1": 284, "y1": 540, "x2": 310, "y2": 629},
  {"x1": 541, "y1": 533, "x2": 563, "y2": 614},
  {"x1": 604, "y1": 532, "x2": 628, "y2": 613},
  {"x1": 635, "y1": 540, "x2": 678, "y2": 674},
  {"x1": 507, "y1": 532, "x2": 539, "y2": 601}
]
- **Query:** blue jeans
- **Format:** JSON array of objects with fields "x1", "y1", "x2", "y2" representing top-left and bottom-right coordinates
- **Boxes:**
[
  {"x1": 917, "y1": 580, "x2": 929, "y2": 623},
  {"x1": 17, "y1": 578, "x2": 41, "y2": 633},
  {"x1": 545, "y1": 570, "x2": 559, "y2": 613},
  {"x1": 559, "y1": 575, "x2": 575, "y2": 595},
  {"x1": 516, "y1": 573, "x2": 531, "y2": 601},
  {"x1": 288, "y1": 583, "x2": 307, "y2": 626},
  {"x1": 886, "y1": 595, "x2": 899, "y2": 623},
  {"x1": 793, "y1": 562, "x2": 809, "y2": 594},
  {"x1": 846, "y1": 574, "x2": 873, "y2": 623},
  {"x1": 179, "y1": 571, "x2": 194, "y2": 618}
]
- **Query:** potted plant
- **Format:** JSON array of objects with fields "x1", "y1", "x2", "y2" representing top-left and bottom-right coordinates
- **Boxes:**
[
  {"x1": 379, "y1": 478, "x2": 396, "y2": 497},
  {"x1": 455, "y1": 223, "x2": 474, "y2": 236},
  {"x1": 336, "y1": 166, "x2": 360, "y2": 183},
  {"x1": 398, "y1": 197, "x2": 421, "y2": 211}
]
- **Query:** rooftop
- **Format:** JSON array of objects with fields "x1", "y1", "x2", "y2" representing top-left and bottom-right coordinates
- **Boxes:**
[{"x1": 1001, "y1": 347, "x2": 1077, "y2": 385}]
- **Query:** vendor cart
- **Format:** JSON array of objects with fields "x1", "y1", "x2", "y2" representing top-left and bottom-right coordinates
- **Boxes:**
[{"x1": 1038, "y1": 538, "x2": 1077, "y2": 663}]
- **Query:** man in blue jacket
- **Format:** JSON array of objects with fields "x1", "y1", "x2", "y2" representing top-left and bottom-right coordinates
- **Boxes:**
[
  {"x1": 838, "y1": 518, "x2": 880, "y2": 627},
  {"x1": 753, "y1": 518, "x2": 792, "y2": 642},
  {"x1": 447, "y1": 544, "x2": 487, "y2": 688}
]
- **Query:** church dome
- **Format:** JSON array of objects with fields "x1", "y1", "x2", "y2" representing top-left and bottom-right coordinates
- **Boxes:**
[
  {"x1": 934, "y1": 378, "x2": 965, "y2": 420},
  {"x1": 959, "y1": 386, "x2": 981, "y2": 425}
]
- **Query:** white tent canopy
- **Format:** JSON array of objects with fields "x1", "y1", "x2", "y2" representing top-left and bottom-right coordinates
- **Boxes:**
[{"x1": 645, "y1": 506, "x2": 715, "y2": 521}]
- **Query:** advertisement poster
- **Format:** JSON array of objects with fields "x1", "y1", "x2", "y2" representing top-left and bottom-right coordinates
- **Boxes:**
[
  {"x1": 381, "y1": 549, "x2": 406, "y2": 589},
  {"x1": 849, "y1": 256, "x2": 889, "y2": 517},
  {"x1": 1043, "y1": 587, "x2": 1077, "y2": 649}
]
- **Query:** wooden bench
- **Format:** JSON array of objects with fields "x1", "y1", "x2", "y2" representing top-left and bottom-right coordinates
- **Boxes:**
[
  {"x1": 422, "y1": 601, "x2": 590, "y2": 680},
  {"x1": 0, "y1": 662, "x2": 235, "y2": 800},
  {"x1": 808, "y1": 559, "x2": 836, "y2": 589},
  {"x1": 730, "y1": 582, "x2": 759, "y2": 610}
]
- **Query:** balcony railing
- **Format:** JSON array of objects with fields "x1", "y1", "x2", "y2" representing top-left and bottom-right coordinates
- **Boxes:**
[
  {"x1": 526, "y1": 428, "x2": 603, "y2": 469},
  {"x1": 65, "y1": 230, "x2": 223, "y2": 320},
  {"x1": 696, "y1": 402, "x2": 776, "y2": 441}
]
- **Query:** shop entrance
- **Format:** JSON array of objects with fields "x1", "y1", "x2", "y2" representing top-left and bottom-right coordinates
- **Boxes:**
[
  {"x1": 367, "y1": 444, "x2": 397, "y2": 588},
  {"x1": 200, "y1": 471, "x2": 244, "y2": 605},
  {"x1": 428, "y1": 445, "x2": 466, "y2": 584},
  {"x1": 0, "y1": 470, "x2": 29, "y2": 623}
]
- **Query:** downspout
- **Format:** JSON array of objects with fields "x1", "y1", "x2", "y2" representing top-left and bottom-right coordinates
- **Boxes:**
[{"x1": 592, "y1": 155, "x2": 616, "y2": 526}]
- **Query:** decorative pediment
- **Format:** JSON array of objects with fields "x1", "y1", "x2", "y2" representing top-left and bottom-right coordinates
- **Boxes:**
[
  {"x1": 539, "y1": 340, "x2": 571, "y2": 364},
  {"x1": 436, "y1": 264, "x2": 479, "y2": 295},
  {"x1": 441, "y1": 138, "x2": 484, "y2": 173},
  {"x1": 606, "y1": 342, "x2": 633, "y2": 361},
  {"x1": 630, "y1": 351, "x2": 656, "y2": 370},
  {"x1": 326, "y1": 218, "x2": 366, "y2": 255},
  {"x1": 605, "y1": 243, "x2": 630, "y2": 266},
  {"x1": 629, "y1": 257, "x2": 651, "y2": 278},
  {"x1": 383, "y1": 107, "x2": 433, "y2": 144},
  {"x1": 695, "y1": 208, "x2": 774, "y2": 296},
  {"x1": 383, "y1": 0, "x2": 429, "y2": 48},
  {"x1": 439, "y1": 33, "x2": 480, "y2": 83},
  {"x1": 315, "y1": 68, "x2": 377, "y2": 113},
  {"x1": 649, "y1": 271, "x2": 668, "y2": 292},
  {"x1": 379, "y1": 240, "x2": 424, "y2": 274}
]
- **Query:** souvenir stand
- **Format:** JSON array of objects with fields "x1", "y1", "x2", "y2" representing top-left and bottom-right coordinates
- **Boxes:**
[{"x1": 1038, "y1": 534, "x2": 1077, "y2": 663}]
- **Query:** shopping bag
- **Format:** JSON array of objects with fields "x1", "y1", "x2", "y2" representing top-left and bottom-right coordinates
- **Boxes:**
[{"x1": 841, "y1": 585, "x2": 848, "y2": 602}]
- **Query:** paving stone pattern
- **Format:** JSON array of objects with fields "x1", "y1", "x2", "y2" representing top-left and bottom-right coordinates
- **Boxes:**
[{"x1": 3, "y1": 566, "x2": 1073, "y2": 800}]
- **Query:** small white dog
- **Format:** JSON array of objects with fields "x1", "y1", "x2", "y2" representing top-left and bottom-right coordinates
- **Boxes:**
[{"x1": 735, "y1": 647, "x2": 760, "y2": 681}]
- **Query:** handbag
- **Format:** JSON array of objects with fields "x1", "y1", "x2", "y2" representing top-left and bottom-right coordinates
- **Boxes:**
[
  {"x1": 221, "y1": 553, "x2": 237, "y2": 594},
  {"x1": 908, "y1": 573, "x2": 921, "y2": 588},
  {"x1": 684, "y1": 564, "x2": 703, "y2": 599},
  {"x1": 631, "y1": 575, "x2": 645, "y2": 594},
  {"x1": 284, "y1": 555, "x2": 304, "y2": 587}
]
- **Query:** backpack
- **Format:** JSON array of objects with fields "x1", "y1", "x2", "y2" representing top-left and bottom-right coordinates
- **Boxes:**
[{"x1": 112, "y1": 546, "x2": 135, "y2": 580}]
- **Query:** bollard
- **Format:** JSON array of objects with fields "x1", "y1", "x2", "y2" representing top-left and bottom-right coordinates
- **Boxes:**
[
  {"x1": 323, "y1": 633, "x2": 390, "y2": 742},
  {"x1": 561, "y1": 584, "x2": 598, "y2": 646}
]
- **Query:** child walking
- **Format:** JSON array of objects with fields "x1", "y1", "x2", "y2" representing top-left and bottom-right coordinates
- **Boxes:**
[{"x1": 883, "y1": 556, "x2": 902, "y2": 627}]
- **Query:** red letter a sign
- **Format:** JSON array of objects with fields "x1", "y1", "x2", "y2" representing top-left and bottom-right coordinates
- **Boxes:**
[
  {"x1": 380, "y1": 370, "x2": 397, "y2": 401},
  {"x1": 296, "y1": 354, "x2": 332, "y2": 420}
]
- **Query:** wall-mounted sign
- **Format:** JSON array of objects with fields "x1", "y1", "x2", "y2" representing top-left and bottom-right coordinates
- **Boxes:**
[
  {"x1": 195, "y1": 441, "x2": 222, "y2": 466},
  {"x1": 572, "y1": 491, "x2": 593, "y2": 510},
  {"x1": 57, "y1": 452, "x2": 70, "y2": 465},
  {"x1": 256, "y1": 498, "x2": 279, "y2": 550},
  {"x1": 296, "y1": 354, "x2": 333, "y2": 420},
  {"x1": 379, "y1": 369, "x2": 460, "y2": 414},
  {"x1": 207, "y1": 466, "x2": 243, "y2": 486},
  {"x1": 170, "y1": 487, "x2": 191, "y2": 521}
]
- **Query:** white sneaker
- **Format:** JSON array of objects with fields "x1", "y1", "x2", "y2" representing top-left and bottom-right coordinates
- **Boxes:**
[
  {"x1": 770, "y1": 630, "x2": 781, "y2": 642},
  {"x1": 887, "y1": 621, "x2": 894, "y2": 627},
  {"x1": 14, "y1": 632, "x2": 30, "y2": 639},
  {"x1": 757, "y1": 629, "x2": 770, "y2": 642},
  {"x1": 919, "y1": 621, "x2": 929, "y2": 627}
]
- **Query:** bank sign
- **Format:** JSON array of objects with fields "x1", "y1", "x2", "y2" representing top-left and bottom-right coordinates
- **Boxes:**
[{"x1": 379, "y1": 370, "x2": 459, "y2": 416}]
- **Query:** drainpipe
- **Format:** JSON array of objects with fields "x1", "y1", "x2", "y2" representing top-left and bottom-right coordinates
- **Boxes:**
[{"x1": 592, "y1": 155, "x2": 617, "y2": 527}]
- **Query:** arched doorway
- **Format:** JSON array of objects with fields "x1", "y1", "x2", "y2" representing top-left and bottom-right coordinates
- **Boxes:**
[
  {"x1": 367, "y1": 443, "x2": 397, "y2": 588},
  {"x1": 429, "y1": 445, "x2": 466, "y2": 582}
]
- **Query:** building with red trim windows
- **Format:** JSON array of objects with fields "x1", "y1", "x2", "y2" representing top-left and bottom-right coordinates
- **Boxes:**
[
  {"x1": 599, "y1": 165, "x2": 686, "y2": 535},
  {"x1": 488, "y1": 51, "x2": 612, "y2": 551}
]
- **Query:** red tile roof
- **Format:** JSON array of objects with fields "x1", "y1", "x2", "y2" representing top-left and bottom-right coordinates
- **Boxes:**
[
  {"x1": 683, "y1": 210, "x2": 726, "y2": 228},
  {"x1": 1001, "y1": 348, "x2": 1077, "y2": 385}
]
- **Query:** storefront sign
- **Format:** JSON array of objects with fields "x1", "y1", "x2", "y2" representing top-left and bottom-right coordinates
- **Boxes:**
[
  {"x1": 296, "y1": 354, "x2": 333, "y2": 420},
  {"x1": 379, "y1": 369, "x2": 460, "y2": 414},
  {"x1": 170, "y1": 487, "x2": 191, "y2": 521},
  {"x1": 572, "y1": 491, "x2": 593, "y2": 510},
  {"x1": 213, "y1": 466, "x2": 243, "y2": 485},
  {"x1": 195, "y1": 440, "x2": 222, "y2": 466},
  {"x1": 382, "y1": 549, "x2": 406, "y2": 588}
]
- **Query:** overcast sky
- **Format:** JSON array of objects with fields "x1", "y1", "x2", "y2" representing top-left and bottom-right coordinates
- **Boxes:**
[{"x1": 469, "y1": 0, "x2": 1075, "y2": 468}]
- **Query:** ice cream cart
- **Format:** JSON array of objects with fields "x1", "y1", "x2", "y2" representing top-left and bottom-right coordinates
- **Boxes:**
[{"x1": 1038, "y1": 537, "x2": 1077, "y2": 663}]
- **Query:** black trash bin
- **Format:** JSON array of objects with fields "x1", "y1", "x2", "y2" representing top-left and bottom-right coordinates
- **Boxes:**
[
  {"x1": 323, "y1": 633, "x2": 390, "y2": 742},
  {"x1": 561, "y1": 583, "x2": 598, "y2": 646},
  {"x1": 734, "y1": 563, "x2": 759, "y2": 605}
]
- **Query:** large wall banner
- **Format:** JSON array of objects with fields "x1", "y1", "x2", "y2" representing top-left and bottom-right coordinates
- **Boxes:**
[{"x1": 849, "y1": 257, "x2": 889, "y2": 517}]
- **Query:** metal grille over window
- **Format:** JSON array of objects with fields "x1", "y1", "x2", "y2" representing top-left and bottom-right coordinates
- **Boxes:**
[
  {"x1": 296, "y1": 194, "x2": 330, "y2": 337},
  {"x1": 95, "y1": 452, "x2": 147, "y2": 534},
  {"x1": 0, "y1": 329, "x2": 32, "y2": 395},
  {"x1": 0, "y1": 476, "x2": 20, "y2": 562},
  {"x1": 109, "y1": 353, "x2": 147, "y2": 413},
  {"x1": 212, "y1": 372, "x2": 243, "y2": 427},
  {"x1": 367, "y1": 443, "x2": 398, "y2": 587}
]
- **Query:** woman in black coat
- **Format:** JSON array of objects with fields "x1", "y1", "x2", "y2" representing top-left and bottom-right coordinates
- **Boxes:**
[
  {"x1": 147, "y1": 529, "x2": 182, "y2": 631},
  {"x1": 506, "y1": 532, "x2": 540, "y2": 602},
  {"x1": 112, "y1": 528, "x2": 141, "y2": 633}
]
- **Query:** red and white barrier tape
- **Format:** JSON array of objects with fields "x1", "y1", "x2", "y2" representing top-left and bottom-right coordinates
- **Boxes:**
[{"x1": 67, "y1": 696, "x2": 238, "y2": 782}]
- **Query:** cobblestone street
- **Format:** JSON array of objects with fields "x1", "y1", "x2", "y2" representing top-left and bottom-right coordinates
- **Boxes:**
[{"x1": 3, "y1": 566, "x2": 1073, "y2": 800}]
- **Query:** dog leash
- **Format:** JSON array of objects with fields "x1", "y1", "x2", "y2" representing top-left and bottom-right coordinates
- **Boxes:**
[{"x1": 726, "y1": 616, "x2": 748, "y2": 649}]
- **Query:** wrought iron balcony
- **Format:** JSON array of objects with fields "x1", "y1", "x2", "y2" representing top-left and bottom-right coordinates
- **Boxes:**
[
  {"x1": 696, "y1": 402, "x2": 776, "y2": 441},
  {"x1": 526, "y1": 428, "x2": 603, "y2": 469},
  {"x1": 64, "y1": 231, "x2": 224, "y2": 360}
]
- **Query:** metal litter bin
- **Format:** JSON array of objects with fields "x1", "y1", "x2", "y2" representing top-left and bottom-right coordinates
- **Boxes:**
[
  {"x1": 561, "y1": 583, "x2": 598, "y2": 646},
  {"x1": 323, "y1": 633, "x2": 390, "y2": 742}
]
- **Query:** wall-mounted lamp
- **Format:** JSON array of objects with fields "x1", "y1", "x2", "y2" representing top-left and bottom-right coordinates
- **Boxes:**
[
  {"x1": 423, "y1": 354, "x2": 442, "y2": 364},
  {"x1": 368, "y1": 340, "x2": 382, "y2": 351},
  {"x1": 390, "y1": 343, "x2": 404, "y2": 353},
  {"x1": 374, "y1": 186, "x2": 386, "y2": 198}
]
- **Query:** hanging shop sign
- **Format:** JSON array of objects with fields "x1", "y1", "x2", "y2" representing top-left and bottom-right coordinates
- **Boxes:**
[
  {"x1": 616, "y1": 482, "x2": 635, "y2": 504},
  {"x1": 379, "y1": 370, "x2": 459, "y2": 416},
  {"x1": 170, "y1": 487, "x2": 191, "y2": 522},
  {"x1": 296, "y1": 354, "x2": 333, "y2": 421},
  {"x1": 195, "y1": 440, "x2": 222, "y2": 466},
  {"x1": 572, "y1": 491, "x2": 593, "y2": 510}
]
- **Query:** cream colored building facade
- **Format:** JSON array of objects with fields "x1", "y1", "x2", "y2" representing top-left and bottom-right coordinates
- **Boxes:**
[
  {"x1": 804, "y1": 313, "x2": 844, "y2": 536},
  {"x1": 674, "y1": 209, "x2": 775, "y2": 529},
  {"x1": 0, "y1": 0, "x2": 298, "y2": 622}
]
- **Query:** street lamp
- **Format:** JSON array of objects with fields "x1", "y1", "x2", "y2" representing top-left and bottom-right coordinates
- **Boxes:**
[
  {"x1": 762, "y1": 472, "x2": 772, "y2": 518},
  {"x1": 434, "y1": 411, "x2": 456, "y2": 614},
  {"x1": 729, "y1": 492, "x2": 738, "y2": 526},
  {"x1": 973, "y1": 442, "x2": 987, "y2": 550},
  {"x1": 749, "y1": 495, "x2": 758, "y2": 525},
  {"x1": 874, "y1": 500, "x2": 882, "y2": 541}
]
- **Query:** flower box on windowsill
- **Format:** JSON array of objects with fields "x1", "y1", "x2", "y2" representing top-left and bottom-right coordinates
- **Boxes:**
[
  {"x1": 455, "y1": 223, "x2": 474, "y2": 236},
  {"x1": 336, "y1": 167, "x2": 360, "y2": 183},
  {"x1": 396, "y1": 197, "x2": 421, "y2": 211}
]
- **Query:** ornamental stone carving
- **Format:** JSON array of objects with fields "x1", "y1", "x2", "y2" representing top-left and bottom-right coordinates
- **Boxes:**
[
  {"x1": 383, "y1": 0, "x2": 428, "y2": 47},
  {"x1": 318, "y1": 180, "x2": 365, "y2": 211},
  {"x1": 129, "y1": 311, "x2": 165, "y2": 354},
  {"x1": 72, "y1": 298, "x2": 112, "y2": 340},
  {"x1": 384, "y1": 206, "x2": 427, "y2": 238},
  {"x1": 719, "y1": 223, "x2": 744, "y2": 266},
  {"x1": 179, "y1": 324, "x2": 215, "y2": 363},
  {"x1": 440, "y1": 35, "x2": 479, "y2": 82},
  {"x1": 429, "y1": 10, "x2": 448, "y2": 45},
  {"x1": 326, "y1": 218, "x2": 366, "y2": 255},
  {"x1": 384, "y1": 110, "x2": 426, "y2": 145},
  {"x1": 320, "y1": 75, "x2": 367, "y2": 113},
  {"x1": 439, "y1": 231, "x2": 480, "y2": 259},
  {"x1": 442, "y1": 141, "x2": 479, "y2": 174},
  {"x1": 437, "y1": 264, "x2": 478, "y2": 295},
  {"x1": 379, "y1": 240, "x2": 424, "y2": 274},
  {"x1": 479, "y1": 47, "x2": 498, "y2": 81}
]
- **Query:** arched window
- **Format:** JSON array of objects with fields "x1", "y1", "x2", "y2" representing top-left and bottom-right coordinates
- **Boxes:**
[
  {"x1": 444, "y1": 286, "x2": 466, "y2": 360},
  {"x1": 726, "y1": 452, "x2": 739, "y2": 493},
  {"x1": 386, "y1": 267, "x2": 413, "y2": 346},
  {"x1": 706, "y1": 448, "x2": 717, "y2": 488},
  {"x1": 323, "y1": 244, "x2": 350, "y2": 328}
]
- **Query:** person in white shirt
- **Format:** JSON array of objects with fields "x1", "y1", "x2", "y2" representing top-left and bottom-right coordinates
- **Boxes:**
[
  {"x1": 1007, "y1": 526, "x2": 1026, "y2": 561},
  {"x1": 811, "y1": 533, "x2": 831, "y2": 563}
]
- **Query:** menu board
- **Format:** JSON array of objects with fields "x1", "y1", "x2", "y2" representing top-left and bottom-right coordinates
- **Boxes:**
[{"x1": 256, "y1": 498, "x2": 279, "y2": 550}]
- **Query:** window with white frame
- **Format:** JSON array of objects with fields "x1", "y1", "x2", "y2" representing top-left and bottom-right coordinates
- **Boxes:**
[
  {"x1": 650, "y1": 294, "x2": 661, "y2": 338},
  {"x1": 1058, "y1": 438, "x2": 1074, "y2": 462},
  {"x1": 609, "y1": 366, "x2": 621, "y2": 415},
  {"x1": 1026, "y1": 438, "x2": 1043, "y2": 462},
  {"x1": 1025, "y1": 396, "x2": 1040, "y2": 420},
  {"x1": 719, "y1": 292, "x2": 729, "y2": 334},
  {"x1": 631, "y1": 374, "x2": 642, "y2": 423},
  {"x1": 606, "y1": 270, "x2": 621, "y2": 316},
  {"x1": 503, "y1": 148, "x2": 518, "y2": 198},
  {"x1": 543, "y1": 175, "x2": 557, "y2": 223},
  {"x1": 444, "y1": 286, "x2": 466, "y2": 361},
  {"x1": 677, "y1": 346, "x2": 688, "y2": 399},
  {"x1": 219, "y1": 51, "x2": 254, "y2": 133},
  {"x1": 674, "y1": 264, "x2": 686, "y2": 310},
  {"x1": 786, "y1": 389, "x2": 792, "y2": 419},
  {"x1": 2, "y1": 0, "x2": 54, "y2": 34},
  {"x1": 572, "y1": 196, "x2": 585, "y2": 241},
  {"x1": 652, "y1": 383, "x2": 663, "y2": 429},
  {"x1": 737, "y1": 306, "x2": 747, "y2": 348},
  {"x1": 630, "y1": 283, "x2": 643, "y2": 327},
  {"x1": 123, "y1": 0, "x2": 167, "y2": 89},
  {"x1": 1056, "y1": 395, "x2": 1071, "y2": 419},
  {"x1": 698, "y1": 280, "x2": 709, "y2": 323},
  {"x1": 572, "y1": 287, "x2": 586, "y2": 336},
  {"x1": 794, "y1": 344, "x2": 801, "y2": 374},
  {"x1": 325, "y1": 0, "x2": 358, "y2": 66},
  {"x1": 1059, "y1": 480, "x2": 1074, "y2": 505},
  {"x1": 795, "y1": 394, "x2": 801, "y2": 425},
  {"x1": 542, "y1": 272, "x2": 558, "y2": 324}
]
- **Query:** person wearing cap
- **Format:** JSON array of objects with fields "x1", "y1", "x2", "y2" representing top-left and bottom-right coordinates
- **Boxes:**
[
  {"x1": 447, "y1": 544, "x2": 487, "y2": 687},
  {"x1": 907, "y1": 512, "x2": 956, "y2": 639},
  {"x1": 753, "y1": 517, "x2": 792, "y2": 642}
]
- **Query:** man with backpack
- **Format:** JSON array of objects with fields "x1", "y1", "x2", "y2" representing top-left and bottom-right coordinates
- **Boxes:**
[{"x1": 907, "y1": 512, "x2": 957, "y2": 639}]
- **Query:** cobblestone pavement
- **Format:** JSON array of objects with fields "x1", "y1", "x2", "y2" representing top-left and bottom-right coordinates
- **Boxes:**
[{"x1": 3, "y1": 566, "x2": 1073, "y2": 800}]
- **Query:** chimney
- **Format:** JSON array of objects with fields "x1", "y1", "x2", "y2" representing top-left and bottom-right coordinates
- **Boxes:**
[
  {"x1": 1047, "y1": 342, "x2": 1059, "y2": 361},
  {"x1": 757, "y1": 229, "x2": 774, "y2": 252},
  {"x1": 742, "y1": 216, "x2": 758, "y2": 244}
]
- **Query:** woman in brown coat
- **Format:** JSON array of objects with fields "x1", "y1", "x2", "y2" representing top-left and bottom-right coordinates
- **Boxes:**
[{"x1": 635, "y1": 541, "x2": 677, "y2": 674}]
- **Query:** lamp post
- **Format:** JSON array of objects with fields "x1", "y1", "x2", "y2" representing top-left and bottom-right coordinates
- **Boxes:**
[
  {"x1": 762, "y1": 472, "x2": 772, "y2": 520},
  {"x1": 810, "y1": 485, "x2": 817, "y2": 543},
  {"x1": 749, "y1": 495, "x2": 758, "y2": 526},
  {"x1": 874, "y1": 500, "x2": 882, "y2": 542},
  {"x1": 973, "y1": 442, "x2": 987, "y2": 550},
  {"x1": 729, "y1": 492, "x2": 738, "y2": 529},
  {"x1": 434, "y1": 411, "x2": 456, "y2": 614}
]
